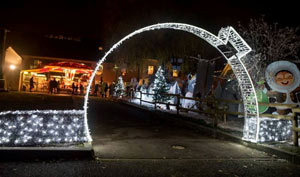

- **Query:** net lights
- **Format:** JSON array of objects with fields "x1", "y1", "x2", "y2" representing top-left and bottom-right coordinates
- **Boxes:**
[
  {"x1": 0, "y1": 110, "x2": 87, "y2": 146},
  {"x1": 256, "y1": 117, "x2": 293, "y2": 142}
]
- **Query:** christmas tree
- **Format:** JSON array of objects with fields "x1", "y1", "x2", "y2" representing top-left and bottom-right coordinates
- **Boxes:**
[
  {"x1": 115, "y1": 76, "x2": 125, "y2": 97},
  {"x1": 152, "y1": 66, "x2": 171, "y2": 103}
]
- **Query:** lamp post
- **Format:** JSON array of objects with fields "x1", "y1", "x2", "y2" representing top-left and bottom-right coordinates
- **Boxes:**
[
  {"x1": 114, "y1": 64, "x2": 119, "y2": 82},
  {"x1": 0, "y1": 28, "x2": 8, "y2": 91}
]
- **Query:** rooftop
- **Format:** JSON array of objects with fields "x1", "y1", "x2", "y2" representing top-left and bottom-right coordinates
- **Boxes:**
[{"x1": 6, "y1": 31, "x2": 102, "y2": 62}]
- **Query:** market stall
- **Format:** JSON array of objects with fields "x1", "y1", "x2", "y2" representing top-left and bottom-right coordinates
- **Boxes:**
[{"x1": 20, "y1": 62, "x2": 101, "y2": 93}]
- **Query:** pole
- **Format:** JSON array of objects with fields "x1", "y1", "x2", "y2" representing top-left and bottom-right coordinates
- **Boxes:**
[
  {"x1": 176, "y1": 94, "x2": 180, "y2": 115},
  {"x1": 292, "y1": 109, "x2": 299, "y2": 147},
  {"x1": 0, "y1": 28, "x2": 7, "y2": 78},
  {"x1": 0, "y1": 28, "x2": 8, "y2": 91},
  {"x1": 140, "y1": 91, "x2": 142, "y2": 105},
  {"x1": 154, "y1": 94, "x2": 157, "y2": 110}
]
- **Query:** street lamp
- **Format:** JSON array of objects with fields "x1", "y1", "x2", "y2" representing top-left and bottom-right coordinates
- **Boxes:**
[
  {"x1": 114, "y1": 64, "x2": 119, "y2": 81},
  {"x1": 9, "y1": 64, "x2": 16, "y2": 70}
]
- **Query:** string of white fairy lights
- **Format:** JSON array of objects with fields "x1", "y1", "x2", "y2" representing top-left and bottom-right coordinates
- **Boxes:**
[
  {"x1": 83, "y1": 23, "x2": 259, "y2": 142},
  {"x1": 0, "y1": 110, "x2": 86, "y2": 145}
]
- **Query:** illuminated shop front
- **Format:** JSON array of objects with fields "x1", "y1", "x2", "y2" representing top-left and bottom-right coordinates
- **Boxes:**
[{"x1": 19, "y1": 62, "x2": 102, "y2": 93}]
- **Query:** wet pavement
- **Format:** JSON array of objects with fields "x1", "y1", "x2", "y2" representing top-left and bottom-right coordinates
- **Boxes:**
[
  {"x1": 89, "y1": 100, "x2": 269, "y2": 160},
  {"x1": 1, "y1": 98, "x2": 300, "y2": 177}
]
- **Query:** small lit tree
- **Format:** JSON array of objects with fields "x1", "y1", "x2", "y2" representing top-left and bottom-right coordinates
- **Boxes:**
[
  {"x1": 152, "y1": 66, "x2": 171, "y2": 103},
  {"x1": 115, "y1": 76, "x2": 125, "y2": 97}
]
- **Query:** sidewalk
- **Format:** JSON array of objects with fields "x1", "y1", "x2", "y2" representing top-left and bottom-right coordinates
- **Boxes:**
[
  {"x1": 0, "y1": 143, "x2": 94, "y2": 161},
  {"x1": 119, "y1": 98, "x2": 300, "y2": 164}
]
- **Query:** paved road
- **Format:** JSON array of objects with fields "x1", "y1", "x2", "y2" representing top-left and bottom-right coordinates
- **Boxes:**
[
  {"x1": 1, "y1": 99, "x2": 300, "y2": 177},
  {"x1": 88, "y1": 100, "x2": 269, "y2": 160}
]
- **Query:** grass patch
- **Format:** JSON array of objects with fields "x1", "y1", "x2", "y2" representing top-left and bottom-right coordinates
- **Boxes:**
[{"x1": 0, "y1": 92, "x2": 76, "y2": 111}]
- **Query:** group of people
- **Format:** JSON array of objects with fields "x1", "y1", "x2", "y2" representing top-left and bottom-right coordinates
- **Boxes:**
[
  {"x1": 72, "y1": 82, "x2": 85, "y2": 95},
  {"x1": 28, "y1": 76, "x2": 61, "y2": 93},
  {"x1": 27, "y1": 76, "x2": 87, "y2": 95},
  {"x1": 93, "y1": 78, "x2": 115, "y2": 98},
  {"x1": 49, "y1": 78, "x2": 61, "y2": 94}
]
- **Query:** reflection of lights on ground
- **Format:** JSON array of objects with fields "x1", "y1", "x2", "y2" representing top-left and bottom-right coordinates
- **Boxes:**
[{"x1": 9, "y1": 64, "x2": 16, "y2": 70}]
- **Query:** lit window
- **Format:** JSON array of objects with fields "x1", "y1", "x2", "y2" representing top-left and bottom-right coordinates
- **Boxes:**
[
  {"x1": 148, "y1": 66, "x2": 154, "y2": 75},
  {"x1": 34, "y1": 60, "x2": 42, "y2": 67},
  {"x1": 121, "y1": 68, "x2": 126, "y2": 76},
  {"x1": 173, "y1": 70, "x2": 178, "y2": 77}
]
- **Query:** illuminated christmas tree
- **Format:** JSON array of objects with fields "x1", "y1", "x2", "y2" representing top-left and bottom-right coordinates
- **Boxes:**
[{"x1": 152, "y1": 66, "x2": 171, "y2": 103}]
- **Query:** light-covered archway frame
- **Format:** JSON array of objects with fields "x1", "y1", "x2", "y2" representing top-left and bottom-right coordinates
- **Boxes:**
[{"x1": 84, "y1": 23, "x2": 260, "y2": 143}]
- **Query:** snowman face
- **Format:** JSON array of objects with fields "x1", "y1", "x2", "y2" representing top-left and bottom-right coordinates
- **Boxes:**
[{"x1": 275, "y1": 70, "x2": 294, "y2": 87}]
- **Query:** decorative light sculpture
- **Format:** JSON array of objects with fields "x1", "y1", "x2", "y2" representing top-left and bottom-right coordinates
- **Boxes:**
[
  {"x1": 84, "y1": 23, "x2": 258, "y2": 142},
  {"x1": 114, "y1": 76, "x2": 125, "y2": 97},
  {"x1": 152, "y1": 66, "x2": 171, "y2": 103}
]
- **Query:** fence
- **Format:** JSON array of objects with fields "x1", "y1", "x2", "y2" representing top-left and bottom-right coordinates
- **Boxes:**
[{"x1": 130, "y1": 91, "x2": 299, "y2": 147}]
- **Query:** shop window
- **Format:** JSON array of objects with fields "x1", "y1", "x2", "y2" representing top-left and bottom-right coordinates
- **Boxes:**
[
  {"x1": 148, "y1": 66, "x2": 154, "y2": 75},
  {"x1": 173, "y1": 69, "x2": 178, "y2": 77},
  {"x1": 121, "y1": 68, "x2": 126, "y2": 76},
  {"x1": 33, "y1": 60, "x2": 42, "y2": 68}
]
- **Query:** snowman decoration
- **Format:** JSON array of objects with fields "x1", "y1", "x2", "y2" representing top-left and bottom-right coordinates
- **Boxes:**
[
  {"x1": 265, "y1": 61, "x2": 300, "y2": 114},
  {"x1": 182, "y1": 74, "x2": 197, "y2": 108}
]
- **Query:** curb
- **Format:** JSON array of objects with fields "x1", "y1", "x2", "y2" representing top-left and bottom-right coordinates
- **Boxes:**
[
  {"x1": 0, "y1": 143, "x2": 94, "y2": 161},
  {"x1": 119, "y1": 99, "x2": 300, "y2": 165}
]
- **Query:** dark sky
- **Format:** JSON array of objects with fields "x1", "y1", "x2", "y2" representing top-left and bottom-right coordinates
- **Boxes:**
[
  {"x1": 0, "y1": 0, "x2": 299, "y2": 59},
  {"x1": 1, "y1": 0, "x2": 298, "y2": 39}
]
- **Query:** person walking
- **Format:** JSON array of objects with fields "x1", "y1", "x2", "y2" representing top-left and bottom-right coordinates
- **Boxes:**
[
  {"x1": 94, "y1": 83, "x2": 99, "y2": 96},
  {"x1": 49, "y1": 78, "x2": 53, "y2": 94},
  {"x1": 104, "y1": 82, "x2": 108, "y2": 98},
  {"x1": 53, "y1": 78, "x2": 58, "y2": 94},
  {"x1": 72, "y1": 82, "x2": 75, "y2": 94},
  {"x1": 75, "y1": 82, "x2": 78, "y2": 94},
  {"x1": 109, "y1": 82, "x2": 115, "y2": 97},
  {"x1": 80, "y1": 83, "x2": 84, "y2": 95},
  {"x1": 29, "y1": 76, "x2": 35, "y2": 92},
  {"x1": 101, "y1": 82, "x2": 106, "y2": 98}
]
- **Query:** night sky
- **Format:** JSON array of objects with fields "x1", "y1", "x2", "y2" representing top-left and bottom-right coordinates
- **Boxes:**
[{"x1": 0, "y1": 0, "x2": 299, "y2": 59}]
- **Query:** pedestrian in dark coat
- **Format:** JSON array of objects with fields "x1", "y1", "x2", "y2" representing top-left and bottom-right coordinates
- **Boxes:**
[
  {"x1": 94, "y1": 83, "x2": 99, "y2": 96},
  {"x1": 29, "y1": 76, "x2": 35, "y2": 92},
  {"x1": 53, "y1": 78, "x2": 58, "y2": 94},
  {"x1": 49, "y1": 78, "x2": 53, "y2": 94},
  {"x1": 80, "y1": 83, "x2": 84, "y2": 95},
  {"x1": 75, "y1": 83, "x2": 78, "y2": 94},
  {"x1": 72, "y1": 82, "x2": 75, "y2": 94},
  {"x1": 104, "y1": 82, "x2": 108, "y2": 98}
]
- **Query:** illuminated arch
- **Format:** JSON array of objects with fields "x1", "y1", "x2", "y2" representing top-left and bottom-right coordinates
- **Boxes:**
[{"x1": 84, "y1": 23, "x2": 259, "y2": 143}]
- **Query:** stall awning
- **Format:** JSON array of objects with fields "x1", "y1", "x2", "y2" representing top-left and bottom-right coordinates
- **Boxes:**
[
  {"x1": 45, "y1": 62, "x2": 93, "y2": 70},
  {"x1": 21, "y1": 62, "x2": 95, "y2": 74}
]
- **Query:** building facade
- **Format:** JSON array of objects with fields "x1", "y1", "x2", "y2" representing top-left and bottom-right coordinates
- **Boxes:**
[{"x1": 3, "y1": 47, "x2": 102, "y2": 92}]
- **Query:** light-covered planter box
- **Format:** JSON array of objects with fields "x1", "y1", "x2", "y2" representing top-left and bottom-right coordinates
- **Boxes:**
[
  {"x1": 244, "y1": 117, "x2": 293, "y2": 142},
  {"x1": 0, "y1": 110, "x2": 88, "y2": 146}
]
